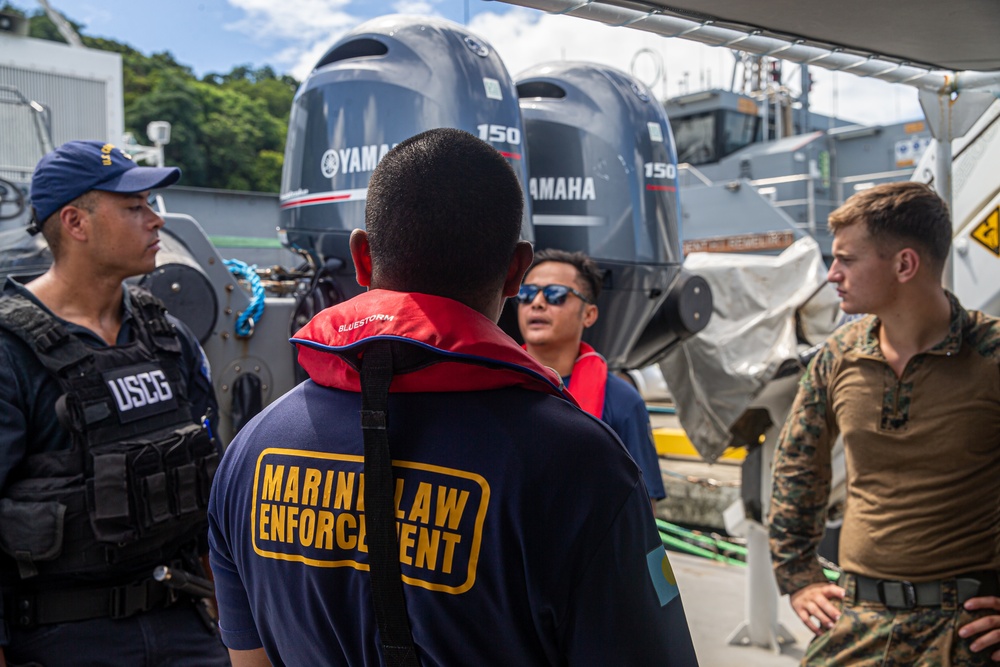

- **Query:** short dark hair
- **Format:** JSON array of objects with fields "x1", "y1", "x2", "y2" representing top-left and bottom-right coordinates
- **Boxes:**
[
  {"x1": 828, "y1": 181, "x2": 951, "y2": 266},
  {"x1": 365, "y1": 128, "x2": 524, "y2": 306},
  {"x1": 526, "y1": 249, "x2": 603, "y2": 302},
  {"x1": 40, "y1": 190, "x2": 98, "y2": 259}
]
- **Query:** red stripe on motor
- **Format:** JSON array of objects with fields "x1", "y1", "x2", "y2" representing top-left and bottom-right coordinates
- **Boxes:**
[
  {"x1": 280, "y1": 194, "x2": 353, "y2": 209},
  {"x1": 646, "y1": 184, "x2": 677, "y2": 192}
]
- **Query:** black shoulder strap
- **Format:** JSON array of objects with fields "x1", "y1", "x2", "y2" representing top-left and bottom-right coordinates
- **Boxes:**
[
  {"x1": 126, "y1": 285, "x2": 181, "y2": 355},
  {"x1": 359, "y1": 340, "x2": 421, "y2": 667},
  {"x1": 0, "y1": 294, "x2": 93, "y2": 376}
]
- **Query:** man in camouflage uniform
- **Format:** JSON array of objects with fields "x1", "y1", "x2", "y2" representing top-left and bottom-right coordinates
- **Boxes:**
[{"x1": 768, "y1": 181, "x2": 1000, "y2": 666}]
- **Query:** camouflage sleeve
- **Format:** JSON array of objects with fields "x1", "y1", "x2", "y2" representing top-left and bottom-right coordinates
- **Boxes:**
[{"x1": 768, "y1": 345, "x2": 838, "y2": 596}]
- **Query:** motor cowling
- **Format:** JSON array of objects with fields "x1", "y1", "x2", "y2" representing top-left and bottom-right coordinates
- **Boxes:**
[
  {"x1": 513, "y1": 62, "x2": 706, "y2": 369},
  {"x1": 279, "y1": 15, "x2": 533, "y2": 281}
]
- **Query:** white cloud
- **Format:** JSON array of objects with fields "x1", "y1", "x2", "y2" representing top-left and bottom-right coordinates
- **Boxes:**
[
  {"x1": 468, "y1": 8, "x2": 923, "y2": 126},
  {"x1": 808, "y1": 71, "x2": 922, "y2": 125},
  {"x1": 221, "y1": 0, "x2": 922, "y2": 126},
  {"x1": 226, "y1": 0, "x2": 356, "y2": 39},
  {"x1": 225, "y1": 0, "x2": 362, "y2": 77},
  {"x1": 392, "y1": 0, "x2": 438, "y2": 14}
]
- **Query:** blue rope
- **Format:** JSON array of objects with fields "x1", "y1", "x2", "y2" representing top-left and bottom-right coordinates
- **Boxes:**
[{"x1": 224, "y1": 258, "x2": 265, "y2": 337}]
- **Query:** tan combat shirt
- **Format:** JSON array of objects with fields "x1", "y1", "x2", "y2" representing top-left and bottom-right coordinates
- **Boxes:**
[{"x1": 769, "y1": 292, "x2": 1000, "y2": 595}]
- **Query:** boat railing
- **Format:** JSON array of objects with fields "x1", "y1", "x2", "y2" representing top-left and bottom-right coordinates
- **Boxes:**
[
  {"x1": 835, "y1": 168, "x2": 915, "y2": 205},
  {"x1": 677, "y1": 163, "x2": 714, "y2": 187},
  {"x1": 679, "y1": 164, "x2": 916, "y2": 235}
]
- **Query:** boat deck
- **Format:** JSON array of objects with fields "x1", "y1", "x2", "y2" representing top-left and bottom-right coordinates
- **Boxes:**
[
  {"x1": 673, "y1": 550, "x2": 813, "y2": 666},
  {"x1": 650, "y1": 408, "x2": 815, "y2": 665}
]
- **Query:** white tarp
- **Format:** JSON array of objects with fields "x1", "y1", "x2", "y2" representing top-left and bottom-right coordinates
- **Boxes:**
[{"x1": 660, "y1": 236, "x2": 842, "y2": 462}]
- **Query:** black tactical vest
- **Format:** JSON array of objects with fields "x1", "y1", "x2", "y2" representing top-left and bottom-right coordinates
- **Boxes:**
[{"x1": 0, "y1": 287, "x2": 219, "y2": 584}]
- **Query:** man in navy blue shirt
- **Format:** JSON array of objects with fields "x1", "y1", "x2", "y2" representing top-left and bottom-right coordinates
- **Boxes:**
[
  {"x1": 0, "y1": 141, "x2": 227, "y2": 666},
  {"x1": 209, "y1": 129, "x2": 698, "y2": 666},
  {"x1": 517, "y1": 249, "x2": 667, "y2": 512}
]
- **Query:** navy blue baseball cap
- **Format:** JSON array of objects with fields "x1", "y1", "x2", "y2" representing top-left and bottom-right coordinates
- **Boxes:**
[{"x1": 29, "y1": 140, "x2": 181, "y2": 230}]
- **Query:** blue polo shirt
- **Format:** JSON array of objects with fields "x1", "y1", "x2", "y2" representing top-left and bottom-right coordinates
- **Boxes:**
[
  {"x1": 564, "y1": 372, "x2": 667, "y2": 501},
  {"x1": 209, "y1": 380, "x2": 698, "y2": 666}
]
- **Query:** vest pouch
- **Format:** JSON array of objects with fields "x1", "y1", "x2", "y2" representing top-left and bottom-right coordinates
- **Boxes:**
[
  {"x1": 0, "y1": 498, "x2": 66, "y2": 579},
  {"x1": 87, "y1": 425, "x2": 218, "y2": 546},
  {"x1": 199, "y1": 450, "x2": 220, "y2": 508},
  {"x1": 88, "y1": 444, "x2": 143, "y2": 545},
  {"x1": 1, "y1": 473, "x2": 101, "y2": 578},
  {"x1": 161, "y1": 423, "x2": 217, "y2": 516},
  {"x1": 88, "y1": 437, "x2": 172, "y2": 544}
]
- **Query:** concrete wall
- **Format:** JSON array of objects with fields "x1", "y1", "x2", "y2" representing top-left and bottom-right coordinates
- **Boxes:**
[{"x1": 159, "y1": 185, "x2": 299, "y2": 268}]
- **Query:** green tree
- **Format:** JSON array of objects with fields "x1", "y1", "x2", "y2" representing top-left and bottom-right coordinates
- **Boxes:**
[
  {"x1": 0, "y1": 2, "x2": 24, "y2": 18},
  {"x1": 126, "y1": 70, "x2": 210, "y2": 186},
  {"x1": 254, "y1": 150, "x2": 285, "y2": 192}
]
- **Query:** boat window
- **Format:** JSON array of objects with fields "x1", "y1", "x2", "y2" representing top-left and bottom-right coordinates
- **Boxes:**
[
  {"x1": 720, "y1": 111, "x2": 757, "y2": 159},
  {"x1": 672, "y1": 109, "x2": 759, "y2": 165},
  {"x1": 672, "y1": 112, "x2": 716, "y2": 165}
]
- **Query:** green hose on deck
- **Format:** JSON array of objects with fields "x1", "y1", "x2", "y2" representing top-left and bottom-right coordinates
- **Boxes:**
[
  {"x1": 657, "y1": 519, "x2": 748, "y2": 557},
  {"x1": 657, "y1": 518, "x2": 841, "y2": 582},
  {"x1": 659, "y1": 531, "x2": 746, "y2": 567}
]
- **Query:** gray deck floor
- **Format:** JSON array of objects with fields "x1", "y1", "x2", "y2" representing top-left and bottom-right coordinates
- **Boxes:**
[
  {"x1": 672, "y1": 551, "x2": 814, "y2": 666},
  {"x1": 650, "y1": 408, "x2": 815, "y2": 666}
]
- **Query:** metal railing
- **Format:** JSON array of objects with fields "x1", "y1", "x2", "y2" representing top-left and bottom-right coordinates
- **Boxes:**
[
  {"x1": 677, "y1": 162, "x2": 714, "y2": 186},
  {"x1": 835, "y1": 168, "x2": 914, "y2": 205},
  {"x1": 499, "y1": 0, "x2": 1000, "y2": 96},
  {"x1": 0, "y1": 86, "x2": 53, "y2": 181},
  {"x1": 677, "y1": 164, "x2": 917, "y2": 234}
]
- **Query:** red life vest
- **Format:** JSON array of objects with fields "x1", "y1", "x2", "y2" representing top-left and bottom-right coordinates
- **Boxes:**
[
  {"x1": 520, "y1": 341, "x2": 608, "y2": 419},
  {"x1": 567, "y1": 343, "x2": 608, "y2": 419},
  {"x1": 292, "y1": 289, "x2": 577, "y2": 405}
]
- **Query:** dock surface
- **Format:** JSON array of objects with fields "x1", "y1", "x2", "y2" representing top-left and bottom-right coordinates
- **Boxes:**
[
  {"x1": 650, "y1": 407, "x2": 814, "y2": 665},
  {"x1": 673, "y1": 551, "x2": 813, "y2": 666}
]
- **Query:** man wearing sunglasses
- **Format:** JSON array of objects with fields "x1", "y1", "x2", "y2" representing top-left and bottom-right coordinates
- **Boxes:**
[{"x1": 516, "y1": 249, "x2": 666, "y2": 512}]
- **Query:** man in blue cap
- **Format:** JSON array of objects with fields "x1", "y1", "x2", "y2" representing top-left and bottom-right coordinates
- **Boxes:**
[{"x1": 0, "y1": 141, "x2": 229, "y2": 666}]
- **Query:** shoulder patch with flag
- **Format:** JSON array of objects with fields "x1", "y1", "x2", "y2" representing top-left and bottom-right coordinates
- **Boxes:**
[{"x1": 646, "y1": 546, "x2": 680, "y2": 606}]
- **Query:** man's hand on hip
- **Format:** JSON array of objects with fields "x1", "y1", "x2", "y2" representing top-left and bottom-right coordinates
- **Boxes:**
[
  {"x1": 960, "y1": 595, "x2": 1000, "y2": 661},
  {"x1": 790, "y1": 581, "x2": 845, "y2": 635}
]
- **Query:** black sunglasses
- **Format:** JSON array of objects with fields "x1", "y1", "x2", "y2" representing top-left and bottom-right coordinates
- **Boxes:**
[{"x1": 516, "y1": 283, "x2": 593, "y2": 306}]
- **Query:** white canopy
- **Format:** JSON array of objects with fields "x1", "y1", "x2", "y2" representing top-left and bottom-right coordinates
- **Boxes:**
[{"x1": 498, "y1": 0, "x2": 1000, "y2": 93}]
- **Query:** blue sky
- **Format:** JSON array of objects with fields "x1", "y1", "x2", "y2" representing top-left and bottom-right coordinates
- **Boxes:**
[
  {"x1": 10, "y1": 0, "x2": 923, "y2": 125},
  {"x1": 15, "y1": 0, "x2": 502, "y2": 77}
]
